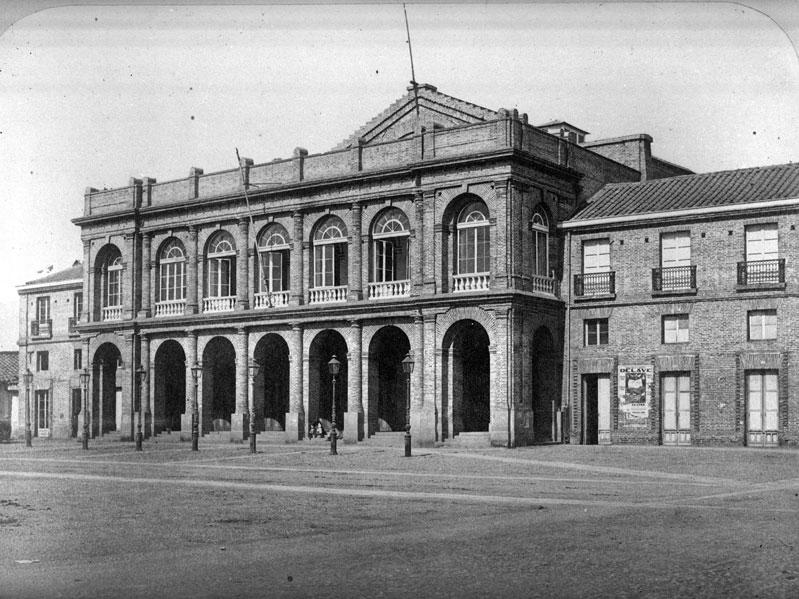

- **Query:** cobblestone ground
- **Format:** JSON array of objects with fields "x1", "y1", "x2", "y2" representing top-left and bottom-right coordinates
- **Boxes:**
[{"x1": 1, "y1": 438, "x2": 798, "y2": 598}]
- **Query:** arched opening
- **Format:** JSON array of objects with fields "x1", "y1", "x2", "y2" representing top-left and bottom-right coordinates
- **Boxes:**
[
  {"x1": 204, "y1": 231, "x2": 237, "y2": 313},
  {"x1": 201, "y1": 337, "x2": 236, "y2": 433},
  {"x1": 367, "y1": 326, "x2": 411, "y2": 435},
  {"x1": 92, "y1": 244, "x2": 123, "y2": 321},
  {"x1": 308, "y1": 330, "x2": 348, "y2": 433},
  {"x1": 368, "y1": 208, "x2": 410, "y2": 298},
  {"x1": 531, "y1": 204, "x2": 550, "y2": 278},
  {"x1": 531, "y1": 326, "x2": 561, "y2": 443},
  {"x1": 92, "y1": 342, "x2": 121, "y2": 437},
  {"x1": 310, "y1": 216, "x2": 348, "y2": 304},
  {"x1": 442, "y1": 319, "x2": 490, "y2": 439},
  {"x1": 153, "y1": 340, "x2": 186, "y2": 435},
  {"x1": 255, "y1": 224, "x2": 291, "y2": 307},
  {"x1": 253, "y1": 333, "x2": 290, "y2": 431},
  {"x1": 156, "y1": 238, "x2": 187, "y2": 316}
]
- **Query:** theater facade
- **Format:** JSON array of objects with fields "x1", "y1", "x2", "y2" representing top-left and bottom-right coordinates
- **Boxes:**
[{"x1": 60, "y1": 84, "x2": 798, "y2": 448}]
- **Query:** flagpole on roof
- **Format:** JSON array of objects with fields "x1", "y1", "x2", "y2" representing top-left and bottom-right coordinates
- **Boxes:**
[
  {"x1": 235, "y1": 147, "x2": 272, "y2": 308},
  {"x1": 403, "y1": 3, "x2": 421, "y2": 129}
]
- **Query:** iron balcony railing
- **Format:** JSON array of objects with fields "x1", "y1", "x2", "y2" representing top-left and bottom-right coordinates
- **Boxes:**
[
  {"x1": 30, "y1": 319, "x2": 52, "y2": 337},
  {"x1": 737, "y1": 259, "x2": 785, "y2": 286},
  {"x1": 652, "y1": 265, "x2": 697, "y2": 292},
  {"x1": 574, "y1": 271, "x2": 615, "y2": 297}
]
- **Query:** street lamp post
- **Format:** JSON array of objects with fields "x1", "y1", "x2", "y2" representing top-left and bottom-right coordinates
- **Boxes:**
[
  {"x1": 135, "y1": 365, "x2": 146, "y2": 451},
  {"x1": 190, "y1": 362, "x2": 202, "y2": 451},
  {"x1": 79, "y1": 368, "x2": 90, "y2": 450},
  {"x1": 248, "y1": 360, "x2": 260, "y2": 454},
  {"x1": 327, "y1": 355, "x2": 340, "y2": 456},
  {"x1": 401, "y1": 354, "x2": 414, "y2": 457},
  {"x1": 23, "y1": 369, "x2": 33, "y2": 448}
]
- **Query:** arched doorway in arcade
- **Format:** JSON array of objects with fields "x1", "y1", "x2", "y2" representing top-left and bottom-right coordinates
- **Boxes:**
[
  {"x1": 367, "y1": 326, "x2": 411, "y2": 435},
  {"x1": 201, "y1": 337, "x2": 236, "y2": 434},
  {"x1": 92, "y1": 343, "x2": 121, "y2": 437},
  {"x1": 531, "y1": 326, "x2": 562, "y2": 443},
  {"x1": 308, "y1": 330, "x2": 348, "y2": 433},
  {"x1": 442, "y1": 320, "x2": 490, "y2": 439},
  {"x1": 153, "y1": 340, "x2": 186, "y2": 435},
  {"x1": 253, "y1": 334, "x2": 290, "y2": 431}
]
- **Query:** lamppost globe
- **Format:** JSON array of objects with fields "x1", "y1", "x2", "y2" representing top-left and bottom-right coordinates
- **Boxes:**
[{"x1": 327, "y1": 355, "x2": 340, "y2": 455}]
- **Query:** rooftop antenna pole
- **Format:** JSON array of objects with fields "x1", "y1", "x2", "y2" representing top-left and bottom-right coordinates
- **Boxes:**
[
  {"x1": 235, "y1": 148, "x2": 271, "y2": 308},
  {"x1": 403, "y1": 3, "x2": 421, "y2": 128}
]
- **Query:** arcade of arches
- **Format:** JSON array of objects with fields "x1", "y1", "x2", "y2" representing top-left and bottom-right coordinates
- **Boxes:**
[{"x1": 81, "y1": 311, "x2": 563, "y2": 447}]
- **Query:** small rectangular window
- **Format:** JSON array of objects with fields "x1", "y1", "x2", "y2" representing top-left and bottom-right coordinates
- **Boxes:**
[
  {"x1": 36, "y1": 296, "x2": 50, "y2": 322},
  {"x1": 36, "y1": 351, "x2": 49, "y2": 372},
  {"x1": 73, "y1": 292, "x2": 83, "y2": 319},
  {"x1": 662, "y1": 315, "x2": 689, "y2": 344},
  {"x1": 74, "y1": 349, "x2": 82, "y2": 371},
  {"x1": 584, "y1": 319, "x2": 609, "y2": 346},
  {"x1": 748, "y1": 310, "x2": 777, "y2": 340}
]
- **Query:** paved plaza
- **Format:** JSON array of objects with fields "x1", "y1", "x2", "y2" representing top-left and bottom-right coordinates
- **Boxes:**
[{"x1": 1, "y1": 438, "x2": 798, "y2": 598}]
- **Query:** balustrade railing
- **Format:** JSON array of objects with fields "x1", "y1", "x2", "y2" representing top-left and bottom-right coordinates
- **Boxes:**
[
  {"x1": 530, "y1": 274, "x2": 558, "y2": 295},
  {"x1": 67, "y1": 317, "x2": 79, "y2": 335},
  {"x1": 652, "y1": 265, "x2": 696, "y2": 292},
  {"x1": 155, "y1": 299, "x2": 186, "y2": 316},
  {"x1": 254, "y1": 291, "x2": 290, "y2": 308},
  {"x1": 31, "y1": 320, "x2": 52, "y2": 337},
  {"x1": 203, "y1": 296, "x2": 235, "y2": 313},
  {"x1": 452, "y1": 272, "x2": 490, "y2": 292},
  {"x1": 574, "y1": 271, "x2": 615, "y2": 296},
  {"x1": 737, "y1": 259, "x2": 785, "y2": 286},
  {"x1": 368, "y1": 280, "x2": 411, "y2": 299},
  {"x1": 309, "y1": 286, "x2": 348, "y2": 304},
  {"x1": 102, "y1": 306, "x2": 123, "y2": 321}
]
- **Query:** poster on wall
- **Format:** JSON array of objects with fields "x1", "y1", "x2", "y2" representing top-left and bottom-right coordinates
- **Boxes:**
[{"x1": 617, "y1": 365, "x2": 653, "y2": 428}]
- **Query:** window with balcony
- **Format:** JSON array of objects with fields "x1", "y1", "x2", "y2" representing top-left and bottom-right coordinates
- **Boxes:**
[
  {"x1": 530, "y1": 207, "x2": 556, "y2": 295},
  {"x1": 156, "y1": 239, "x2": 187, "y2": 316},
  {"x1": 584, "y1": 319, "x2": 608, "y2": 346},
  {"x1": 454, "y1": 200, "x2": 490, "y2": 292},
  {"x1": 748, "y1": 310, "x2": 777, "y2": 340},
  {"x1": 311, "y1": 216, "x2": 348, "y2": 304},
  {"x1": 255, "y1": 224, "x2": 291, "y2": 308},
  {"x1": 575, "y1": 239, "x2": 614, "y2": 296},
  {"x1": 32, "y1": 296, "x2": 52, "y2": 337},
  {"x1": 369, "y1": 208, "x2": 410, "y2": 299},
  {"x1": 205, "y1": 231, "x2": 236, "y2": 313},
  {"x1": 69, "y1": 292, "x2": 82, "y2": 334},
  {"x1": 740, "y1": 224, "x2": 783, "y2": 286},
  {"x1": 662, "y1": 315, "x2": 689, "y2": 344},
  {"x1": 653, "y1": 232, "x2": 696, "y2": 293}
]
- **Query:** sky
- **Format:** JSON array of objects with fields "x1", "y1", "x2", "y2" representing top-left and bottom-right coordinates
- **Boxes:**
[{"x1": 0, "y1": 1, "x2": 797, "y2": 350}]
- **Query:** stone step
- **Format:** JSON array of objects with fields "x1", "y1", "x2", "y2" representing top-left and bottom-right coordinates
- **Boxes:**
[{"x1": 446, "y1": 432, "x2": 491, "y2": 447}]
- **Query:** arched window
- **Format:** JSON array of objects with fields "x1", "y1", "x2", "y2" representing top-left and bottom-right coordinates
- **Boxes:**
[
  {"x1": 158, "y1": 239, "x2": 186, "y2": 302},
  {"x1": 457, "y1": 201, "x2": 490, "y2": 274},
  {"x1": 313, "y1": 216, "x2": 348, "y2": 289},
  {"x1": 106, "y1": 255, "x2": 123, "y2": 308},
  {"x1": 531, "y1": 206, "x2": 549, "y2": 276},
  {"x1": 256, "y1": 224, "x2": 290, "y2": 294},
  {"x1": 372, "y1": 208, "x2": 410, "y2": 284},
  {"x1": 206, "y1": 231, "x2": 236, "y2": 299}
]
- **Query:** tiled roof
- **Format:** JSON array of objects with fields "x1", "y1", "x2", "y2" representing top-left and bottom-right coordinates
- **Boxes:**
[
  {"x1": 0, "y1": 351, "x2": 18, "y2": 384},
  {"x1": 569, "y1": 162, "x2": 799, "y2": 222},
  {"x1": 23, "y1": 262, "x2": 82, "y2": 286}
]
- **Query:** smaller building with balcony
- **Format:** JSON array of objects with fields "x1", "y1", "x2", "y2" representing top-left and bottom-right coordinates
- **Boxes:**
[
  {"x1": 15, "y1": 261, "x2": 84, "y2": 440},
  {"x1": 562, "y1": 163, "x2": 799, "y2": 448}
]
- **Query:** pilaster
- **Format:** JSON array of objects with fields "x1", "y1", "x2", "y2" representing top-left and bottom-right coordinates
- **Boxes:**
[
  {"x1": 141, "y1": 334, "x2": 151, "y2": 437},
  {"x1": 139, "y1": 232, "x2": 152, "y2": 318},
  {"x1": 348, "y1": 202, "x2": 363, "y2": 301},
  {"x1": 230, "y1": 327, "x2": 249, "y2": 440},
  {"x1": 236, "y1": 219, "x2": 249, "y2": 310},
  {"x1": 186, "y1": 226, "x2": 198, "y2": 314},
  {"x1": 181, "y1": 330, "x2": 199, "y2": 440},
  {"x1": 291, "y1": 211, "x2": 304, "y2": 306},
  {"x1": 286, "y1": 322, "x2": 304, "y2": 441},
  {"x1": 82, "y1": 240, "x2": 91, "y2": 323},
  {"x1": 123, "y1": 233, "x2": 135, "y2": 320},
  {"x1": 344, "y1": 320, "x2": 363, "y2": 443}
]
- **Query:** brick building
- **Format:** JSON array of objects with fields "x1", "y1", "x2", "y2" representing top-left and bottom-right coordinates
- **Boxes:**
[
  {"x1": 0, "y1": 351, "x2": 19, "y2": 440},
  {"x1": 15, "y1": 263, "x2": 84, "y2": 439},
  {"x1": 69, "y1": 84, "x2": 693, "y2": 447}
]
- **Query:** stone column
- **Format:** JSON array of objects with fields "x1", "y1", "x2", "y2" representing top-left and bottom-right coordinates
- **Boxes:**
[
  {"x1": 423, "y1": 313, "x2": 438, "y2": 442},
  {"x1": 230, "y1": 328, "x2": 249, "y2": 440},
  {"x1": 344, "y1": 320, "x2": 363, "y2": 442},
  {"x1": 140, "y1": 233, "x2": 152, "y2": 317},
  {"x1": 411, "y1": 315, "x2": 433, "y2": 446},
  {"x1": 181, "y1": 331, "x2": 198, "y2": 440},
  {"x1": 121, "y1": 333, "x2": 135, "y2": 440},
  {"x1": 236, "y1": 219, "x2": 249, "y2": 310},
  {"x1": 82, "y1": 240, "x2": 91, "y2": 322},
  {"x1": 123, "y1": 233, "x2": 135, "y2": 319},
  {"x1": 413, "y1": 191, "x2": 425, "y2": 296},
  {"x1": 492, "y1": 307, "x2": 511, "y2": 446},
  {"x1": 186, "y1": 226, "x2": 199, "y2": 314},
  {"x1": 291, "y1": 211, "x2": 304, "y2": 306},
  {"x1": 286, "y1": 323, "x2": 304, "y2": 441},
  {"x1": 492, "y1": 180, "x2": 509, "y2": 289},
  {"x1": 348, "y1": 203, "x2": 363, "y2": 300},
  {"x1": 423, "y1": 190, "x2": 437, "y2": 293},
  {"x1": 141, "y1": 334, "x2": 152, "y2": 437}
]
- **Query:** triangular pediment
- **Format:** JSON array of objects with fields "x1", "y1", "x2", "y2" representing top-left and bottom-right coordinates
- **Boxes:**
[{"x1": 332, "y1": 84, "x2": 498, "y2": 150}]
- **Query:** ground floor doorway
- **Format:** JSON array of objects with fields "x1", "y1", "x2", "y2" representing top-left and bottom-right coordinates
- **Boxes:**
[
  {"x1": 582, "y1": 374, "x2": 610, "y2": 445},
  {"x1": 662, "y1": 373, "x2": 691, "y2": 446},
  {"x1": 746, "y1": 370, "x2": 779, "y2": 447}
]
